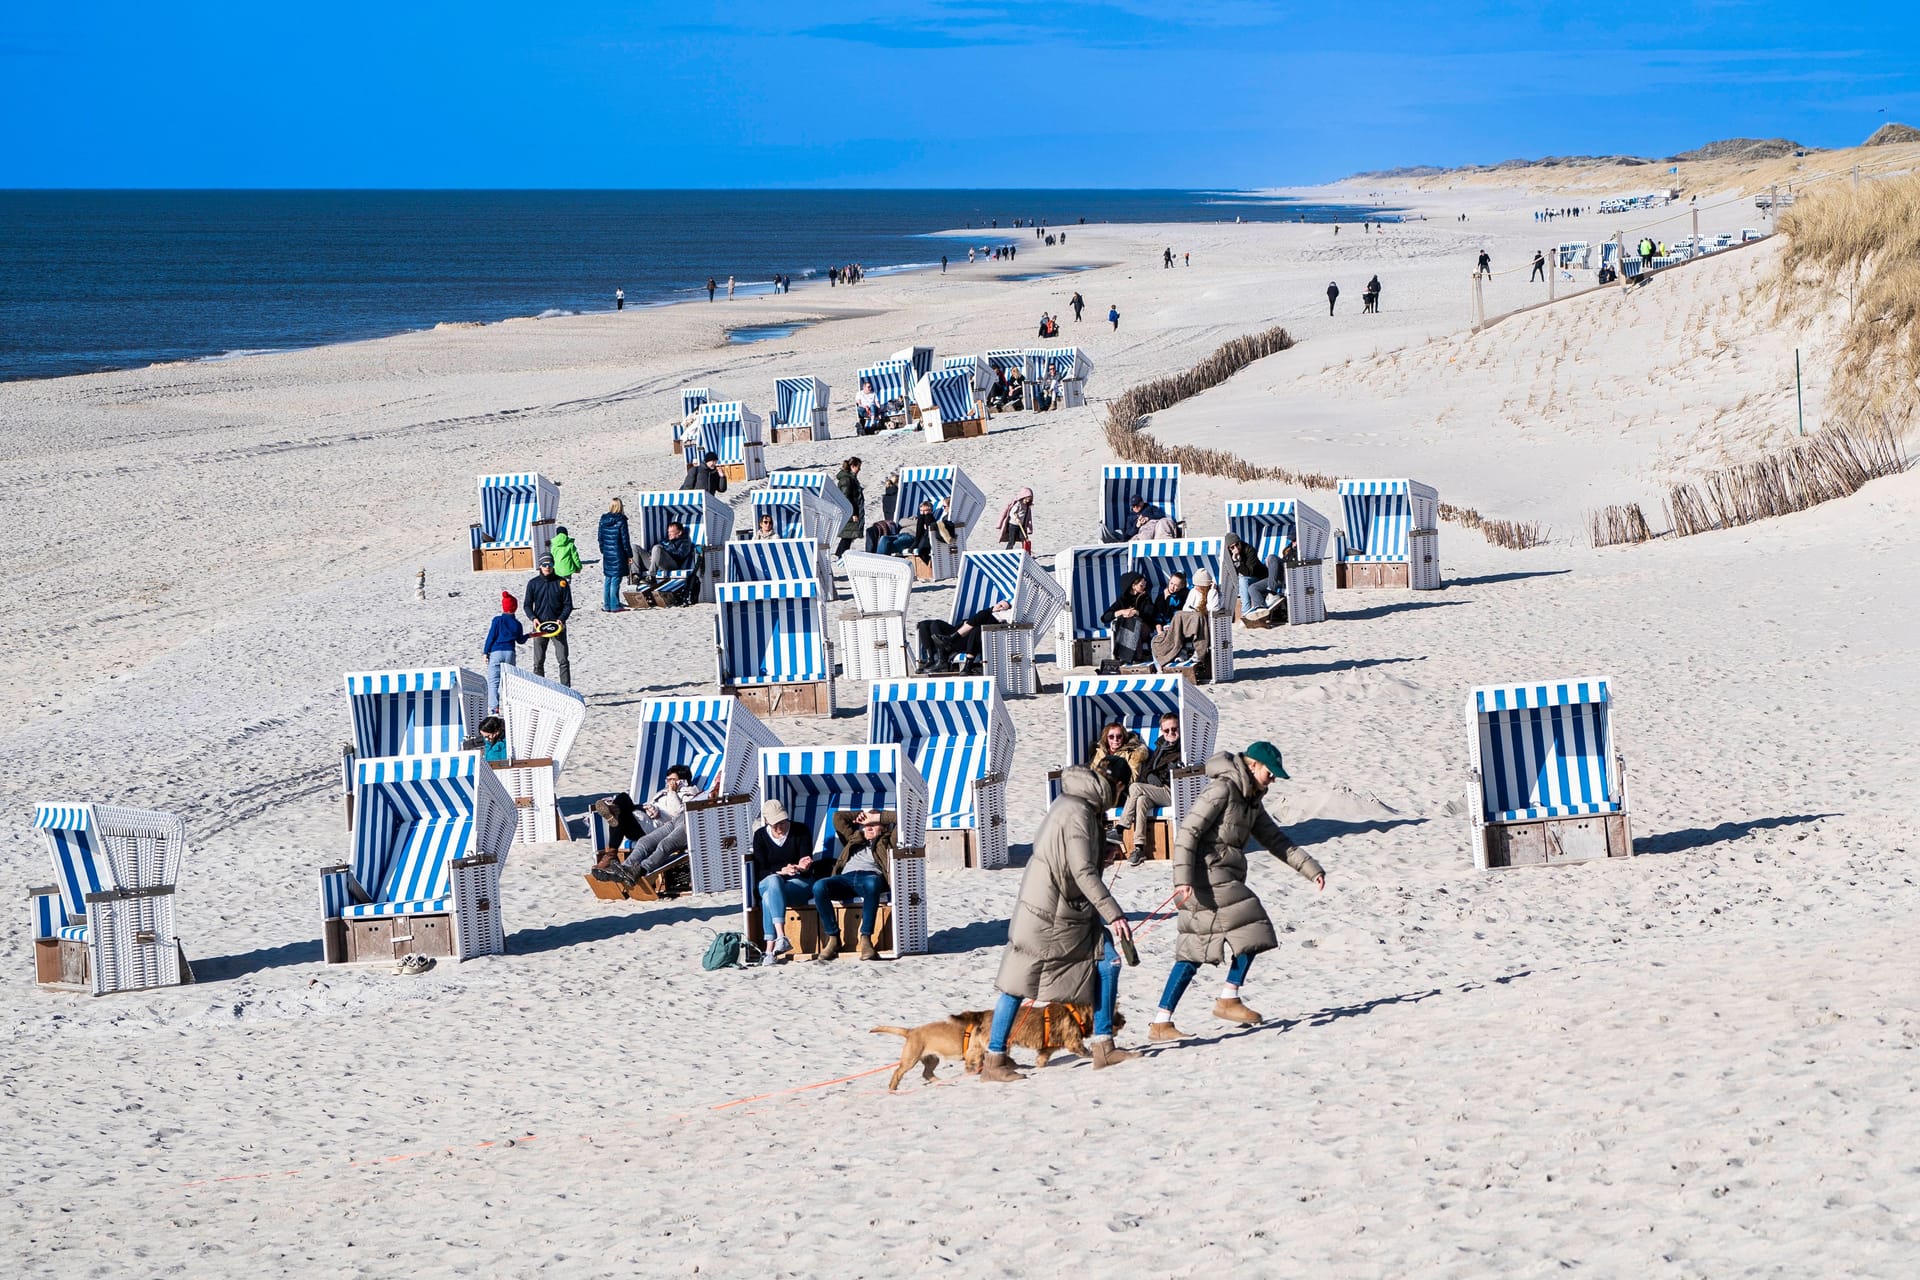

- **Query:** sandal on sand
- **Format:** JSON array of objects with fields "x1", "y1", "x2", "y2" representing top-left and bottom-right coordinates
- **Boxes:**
[{"x1": 395, "y1": 954, "x2": 436, "y2": 976}]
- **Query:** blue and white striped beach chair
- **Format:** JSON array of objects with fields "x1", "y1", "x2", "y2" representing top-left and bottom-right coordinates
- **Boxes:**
[
  {"x1": 1124, "y1": 538, "x2": 1237, "y2": 681},
  {"x1": 894, "y1": 465, "x2": 987, "y2": 580},
  {"x1": 673, "y1": 387, "x2": 713, "y2": 453},
  {"x1": 767, "y1": 469, "x2": 856, "y2": 532},
  {"x1": 1102, "y1": 464, "x2": 1183, "y2": 539},
  {"x1": 750, "y1": 745, "x2": 930, "y2": 955},
  {"x1": 684, "y1": 400, "x2": 766, "y2": 482},
  {"x1": 341, "y1": 668, "x2": 489, "y2": 823},
  {"x1": 984, "y1": 349, "x2": 1028, "y2": 379},
  {"x1": 495, "y1": 666, "x2": 588, "y2": 844},
  {"x1": 470, "y1": 473, "x2": 559, "y2": 573},
  {"x1": 746, "y1": 489, "x2": 838, "y2": 597},
  {"x1": 1467, "y1": 677, "x2": 1630, "y2": 870},
  {"x1": 320, "y1": 752, "x2": 518, "y2": 964},
  {"x1": 838, "y1": 551, "x2": 915, "y2": 682},
  {"x1": 630, "y1": 695, "x2": 783, "y2": 894},
  {"x1": 941, "y1": 353, "x2": 992, "y2": 396},
  {"x1": 727, "y1": 536, "x2": 828, "y2": 598},
  {"x1": 869, "y1": 677, "x2": 1015, "y2": 870},
  {"x1": 856, "y1": 359, "x2": 915, "y2": 426},
  {"x1": 953, "y1": 549, "x2": 1066, "y2": 697},
  {"x1": 29, "y1": 803, "x2": 190, "y2": 994},
  {"x1": 1030, "y1": 346, "x2": 1093, "y2": 407},
  {"x1": 769, "y1": 375, "x2": 832, "y2": 443},
  {"x1": 1225, "y1": 499, "x2": 1332, "y2": 625},
  {"x1": 891, "y1": 346, "x2": 935, "y2": 381},
  {"x1": 1053, "y1": 544, "x2": 1133, "y2": 671},
  {"x1": 1054, "y1": 675, "x2": 1218, "y2": 853},
  {"x1": 914, "y1": 368, "x2": 988, "y2": 441},
  {"x1": 630, "y1": 489, "x2": 733, "y2": 605},
  {"x1": 1335, "y1": 478, "x2": 1441, "y2": 590},
  {"x1": 715, "y1": 579, "x2": 837, "y2": 718}
]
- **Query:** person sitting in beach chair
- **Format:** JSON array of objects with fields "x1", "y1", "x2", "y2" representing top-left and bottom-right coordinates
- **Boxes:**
[
  {"x1": 1227, "y1": 533, "x2": 1286, "y2": 623},
  {"x1": 1100, "y1": 572, "x2": 1156, "y2": 665},
  {"x1": 855, "y1": 380, "x2": 884, "y2": 434},
  {"x1": 1151, "y1": 568, "x2": 1221, "y2": 671},
  {"x1": 636, "y1": 519, "x2": 700, "y2": 602},
  {"x1": 750, "y1": 511, "x2": 778, "y2": 540},
  {"x1": 914, "y1": 599, "x2": 1011, "y2": 674},
  {"x1": 814, "y1": 809, "x2": 896, "y2": 961},
  {"x1": 1102, "y1": 495, "x2": 1173, "y2": 544},
  {"x1": 750, "y1": 799, "x2": 822, "y2": 966},
  {"x1": 591, "y1": 763, "x2": 708, "y2": 889}
]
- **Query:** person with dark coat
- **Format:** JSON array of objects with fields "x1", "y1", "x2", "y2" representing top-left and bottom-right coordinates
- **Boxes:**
[
  {"x1": 521, "y1": 554, "x2": 574, "y2": 686},
  {"x1": 833, "y1": 457, "x2": 865, "y2": 557},
  {"x1": 749, "y1": 798, "x2": 821, "y2": 966},
  {"x1": 1070, "y1": 291, "x2": 1085, "y2": 321},
  {"x1": 1122, "y1": 712, "x2": 1184, "y2": 865},
  {"x1": 1326, "y1": 280, "x2": 1340, "y2": 315},
  {"x1": 682, "y1": 451, "x2": 729, "y2": 495},
  {"x1": 916, "y1": 600, "x2": 1010, "y2": 673},
  {"x1": 638, "y1": 519, "x2": 697, "y2": 595},
  {"x1": 1148, "y1": 743, "x2": 1325, "y2": 1042},
  {"x1": 597, "y1": 498, "x2": 634, "y2": 612},
  {"x1": 1531, "y1": 250, "x2": 1547, "y2": 282},
  {"x1": 1100, "y1": 572, "x2": 1154, "y2": 665},
  {"x1": 981, "y1": 765, "x2": 1136, "y2": 1081},
  {"x1": 814, "y1": 809, "x2": 894, "y2": 961}
]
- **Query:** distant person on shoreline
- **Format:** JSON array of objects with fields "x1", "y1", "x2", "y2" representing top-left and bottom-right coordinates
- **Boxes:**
[
  {"x1": 1326, "y1": 281, "x2": 1339, "y2": 315},
  {"x1": 707, "y1": 277, "x2": 717, "y2": 302},
  {"x1": 1184, "y1": 252, "x2": 1190, "y2": 266},
  {"x1": 726, "y1": 276, "x2": 735, "y2": 300},
  {"x1": 1070, "y1": 291, "x2": 1085, "y2": 321},
  {"x1": 942, "y1": 254, "x2": 948, "y2": 273},
  {"x1": 615, "y1": 287, "x2": 624, "y2": 310},
  {"x1": 1108, "y1": 304, "x2": 1120, "y2": 331}
]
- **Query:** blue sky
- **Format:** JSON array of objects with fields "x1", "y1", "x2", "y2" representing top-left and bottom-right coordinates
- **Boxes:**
[{"x1": 1, "y1": 1, "x2": 1911, "y2": 187}]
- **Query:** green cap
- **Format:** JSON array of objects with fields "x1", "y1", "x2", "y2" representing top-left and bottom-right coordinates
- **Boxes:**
[{"x1": 1244, "y1": 740, "x2": 1288, "y2": 780}]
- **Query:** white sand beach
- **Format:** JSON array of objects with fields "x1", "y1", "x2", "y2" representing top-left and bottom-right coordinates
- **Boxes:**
[{"x1": 4, "y1": 173, "x2": 1918, "y2": 1279}]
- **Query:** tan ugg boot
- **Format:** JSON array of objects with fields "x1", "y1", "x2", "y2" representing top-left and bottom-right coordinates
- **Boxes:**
[
  {"x1": 979, "y1": 1052, "x2": 1026, "y2": 1083},
  {"x1": 1147, "y1": 1021, "x2": 1189, "y2": 1043},
  {"x1": 857, "y1": 935, "x2": 880, "y2": 961},
  {"x1": 1090, "y1": 1037, "x2": 1138, "y2": 1070},
  {"x1": 1212, "y1": 997, "x2": 1262, "y2": 1025},
  {"x1": 819, "y1": 935, "x2": 841, "y2": 962}
]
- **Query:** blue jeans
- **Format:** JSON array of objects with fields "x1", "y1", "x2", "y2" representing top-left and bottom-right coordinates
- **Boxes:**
[
  {"x1": 1158, "y1": 951, "x2": 1255, "y2": 1014},
  {"x1": 603, "y1": 564, "x2": 625, "y2": 610},
  {"x1": 758, "y1": 873, "x2": 815, "y2": 944},
  {"x1": 1238, "y1": 555, "x2": 1284, "y2": 613},
  {"x1": 989, "y1": 935, "x2": 1121, "y2": 1053},
  {"x1": 486, "y1": 650, "x2": 515, "y2": 710},
  {"x1": 812, "y1": 871, "x2": 886, "y2": 940},
  {"x1": 876, "y1": 531, "x2": 917, "y2": 556}
]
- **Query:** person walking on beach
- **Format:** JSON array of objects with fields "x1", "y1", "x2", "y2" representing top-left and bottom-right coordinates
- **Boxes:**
[
  {"x1": 1070, "y1": 291, "x2": 1085, "y2": 321},
  {"x1": 1326, "y1": 281, "x2": 1340, "y2": 315},
  {"x1": 1476, "y1": 249, "x2": 1492, "y2": 277},
  {"x1": 726, "y1": 275, "x2": 735, "y2": 300},
  {"x1": 1531, "y1": 250, "x2": 1546, "y2": 282},
  {"x1": 1184, "y1": 251, "x2": 1190, "y2": 267},
  {"x1": 1163, "y1": 246, "x2": 1174, "y2": 269},
  {"x1": 1108, "y1": 305, "x2": 1120, "y2": 331},
  {"x1": 481, "y1": 592, "x2": 527, "y2": 710},
  {"x1": 597, "y1": 499, "x2": 634, "y2": 612},
  {"x1": 942, "y1": 254, "x2": 948, "y2": 274},
  {"x1": 1147, "y1": 741, "x2": 1324, "y2": 1042},
  {"x1": 615, "y1": 287, "x2": 624, "y2": 310},
  {"x1": 834, "y1": 456, "x2": 865, "y2": 557},
  {"x1": 997, "y1": 486, "x2": 1035, "y2": 555},
  {"x1": 1365, "y1": 274, "x2": 1382, "y2": 313},
  {"x1": 706, "y1": 277, "x2": 717, "y2": 302},
  {"x1": 979, "y1": 763, "x2": 1137, "y2": 1081},
  {"x1": 522, "y1": 555, "x2": 574, "y2": 687}
]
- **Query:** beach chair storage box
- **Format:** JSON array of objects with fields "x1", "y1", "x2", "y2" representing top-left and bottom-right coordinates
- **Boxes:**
[
  {"x1": 745, "y1": 745, "x2": 930, "y2": 956},
  {"x1": 868, "y1": 676, "x2": 1015, "y2": 870},
  {"x1": 494, "y1": 666, "x2": 588, "y2": 844},
  {"x1": 685, "y1": 400, "x2": 766, "y2": 484},
  {"x1": 321, "y1": 752, "x2": 518, "y2": 965},
  {"x1": 715, "y1": 579, "x2": 837, "y2": 718},
  {"x1": 1226, "y1": 499, "x2": 1332, "y2": 626},
  {"x1": 769, "y1": 376, "x2": 831, "y2": 444},
  {"x1": 470, "y1": 473, "x2": 560, "y2": 573},
  {"x1": 627, "y1": 490, "x2": 734, "y2": 606},
  {"x1": 837, "y1": 551, "x2": 914, "y2": 683},
  {"x1": 955, "y1": 550, "x2": 1066, "y2": 698},
  {"x1": 1055, "y1": 676, "x2": 1218, "y2": 855},
  {"x1": 633, "y1": 695, "x2": 782, "y2": 896},
  {"x1": 1468, "y1": 678, "x2": 1630, "y2": 870},
  {"x1": 894, "y1": 465, "x2": 987, "y2": 581},
  {"x1": 1335, "y1": 479, "x2": 1441, "y2": 591},
  {"x1": 30, "y1": 803, "x2": 191, "y2": 995}
]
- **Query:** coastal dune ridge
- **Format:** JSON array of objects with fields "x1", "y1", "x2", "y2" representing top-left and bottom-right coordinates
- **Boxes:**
[{"x1": 1, "y1": 156, "x2": 1917, "y2": 1278}]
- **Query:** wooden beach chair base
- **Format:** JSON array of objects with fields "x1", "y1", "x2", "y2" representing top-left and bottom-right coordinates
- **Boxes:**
[
  {"x1": 764, "y1": 904, "x2": 894, "y2": 958},
  {"x1": 769, "y1": 425, "x2": 815, "y2": 445},
  {"x1": 727, "y1": 681, "x2": 833, "y2": 719},
  {"x1": 582, "y1": 869, "x2": 677, "y2": 901},
  {"x1": 1480, "y1": 813, "x2": 1632, "y2": 869},
  {"x1": 1336, "y1": 561, "x2": 1412, "y2": 590},
  {"x1": 325, "y1": 913, "x2": 459, "y2": 964},
  {"x1": 935, "y1": 417, "x2": 987, "y2": 441},
  {"x1": 1120, "y1": 819, "x2": 1174, "y2": 862},
  {"x1": 473, "y1": 545, "x2": 536, "y2": 574}
]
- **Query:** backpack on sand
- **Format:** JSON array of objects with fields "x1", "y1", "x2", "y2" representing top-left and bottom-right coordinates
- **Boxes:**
[{"x1": 702, "y1": 931, "x2": 745, "y2": 971}]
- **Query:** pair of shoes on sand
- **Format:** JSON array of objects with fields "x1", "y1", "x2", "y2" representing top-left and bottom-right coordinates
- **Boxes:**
[
  {"x1": 817, "y1": 935, "x2": 880, "y2": 962},
  {"x1": 1148, "y1": 999, "x2": 1262, "y2": 1042},
  {"x1": 395, "y1": 954, "x2": 436, "y2": 976}
]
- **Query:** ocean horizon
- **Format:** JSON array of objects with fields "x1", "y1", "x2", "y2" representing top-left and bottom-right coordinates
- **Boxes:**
[{"x1": 0, "y1": 188, "x2": 1397, "y2": 383}]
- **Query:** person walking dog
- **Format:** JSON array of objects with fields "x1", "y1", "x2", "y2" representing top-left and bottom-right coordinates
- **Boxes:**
[
  {"x1": 980, "y1": 764, "x2": 1136, "y2": 1081},
  {"x1": 1148, "y1": 741, "x2": 1325, "y2": 1041}
]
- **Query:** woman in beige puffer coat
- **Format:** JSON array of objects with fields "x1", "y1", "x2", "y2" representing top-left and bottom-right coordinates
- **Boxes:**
[{"x1": 1151, "y1": 743, "x2": 1324, "y2": 1040}]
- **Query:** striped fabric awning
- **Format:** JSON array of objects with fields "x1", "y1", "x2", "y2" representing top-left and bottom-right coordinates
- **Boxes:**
[
  {"x1": 680, "y1": 387, "x2": 712, "y2": 418},
  {"x1": 771, "y1": 376, "x2": 828, "y2": 429},
  {"x1": 33, "y1": 803, "x2": 189, "y2": 924},
  {"x1": 726, "y1": 538, "x2": 820, "y2": 585},
  {"x1": 890, "y1": 346, "x2": 935, "y2": 379},
  {"x1": 749, "y1": 487, "x2": 840, "y2": 546},
  {"x1": 633, "y1": 490, "x2": 734, "y2": 549},
  {"x1": 475, "y1": 473, "x2": 560, "y2": 549},
  {"x1": 767, "y1": 470, "x2": 855, "y2": 531},
  {"x1": 895, "y1": 466, "x2": 985, "y2": 532},
  {"x1": 1059, "y1": 544, "x2": 1133, "y2": 639},
  {"x1": 1469, "y1": 678, "x2": 1620, "y2": 823},
  {"x1": 757, "y1": 744, "x2": 928, "y2": 857},
  {"x1": 1061, "y1": 675, "x2": 1219, "y2": 772},
  {"x1": 1129, "y1": 538, "x2": 1234, "y2": 604},
  {"x1": 856, "y1": 359, "x2": 914, "y2": 404},
  {"x1": 1225, "y1": 499, "x2": 1333, "y2": 563},
  {"x1": 867, "y1": 677, "x2": 1012, "y2": 828},
  {"x1": 984, "y1": 349, "x2": 1027, "y2": 375},
  {"x1": 344, "y1": 668, "x2": 488, "y2": 757},
  {"x1": 631, "y1": 696, "x2": 782, "y2": 802},
  {"x1": 915, "y1": 368, "x2": 979, "y2": 423},
  {"x1": 34, "y1": 803, "x2": 107, "y2": 922},
  {"x1": 1029, "y1": 346, "x2": 1092, "y2": 381},
  {"x1": 350, "y1": 753, "x2": 485, "y2": 909},
  {"x1": 716, "y1": 581, "x2": 832, "y2": 685},
  {"x1": 952, "y1": 549, "x2": 1065, "y2": 635},
  {"x1": 692, "y1": 401, "x2": 763, "y2": 467},
  {"x1": 1102, "y1": 464, "x2": 1183, "y2": 532},
  {"x1": 1338, "y1": 478, "x2": 1439, "y2": 563}
]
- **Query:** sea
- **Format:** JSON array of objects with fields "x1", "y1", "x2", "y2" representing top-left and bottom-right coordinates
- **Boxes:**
[{"x1": 0, "y1": 189, "x2": 1398, "y2": 383}]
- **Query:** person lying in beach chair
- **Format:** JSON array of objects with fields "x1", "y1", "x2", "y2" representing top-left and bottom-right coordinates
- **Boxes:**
[
  {"x1": 590, "y1": 764, "x2": 708, "y2": 891},
  {"x1": 635, "y1": 520, "x2": 701, "y2": 604},
  {"x1": 1102, "y1": 495, "x2": 1176, "y2": 544},
  {"x1": 1150, "y1": 568, "x2": 1222, "y2": 672},
  {"x1": 915, "y1": 599, "x2": 1011, "y2": 674}
]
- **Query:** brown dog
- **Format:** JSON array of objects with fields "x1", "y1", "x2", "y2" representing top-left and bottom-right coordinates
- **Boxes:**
[{"x1": 871, "y1": 1003, "x2": 1123, "y2": 1089}]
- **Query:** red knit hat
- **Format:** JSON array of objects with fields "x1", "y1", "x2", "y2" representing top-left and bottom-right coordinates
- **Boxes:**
[{"x1": 501, "y1": 591, "x2": 517, "y2": 613}]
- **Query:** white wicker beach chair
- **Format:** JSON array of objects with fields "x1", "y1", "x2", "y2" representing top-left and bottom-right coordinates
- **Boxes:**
[
  {"x1": 29, "y1": 803, "x2": 191, "y2": 995},
  {"x1": 495, "y1": 666, "x2": 587, "y2": 844},
  {"x1": 838, "y1": 550, "x2": 914, "y2": 683}
]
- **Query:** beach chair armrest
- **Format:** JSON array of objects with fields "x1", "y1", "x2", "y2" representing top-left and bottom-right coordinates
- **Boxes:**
[
  {"x1": 452, "y1": 854, "x2": 499, "y2": 870},
  {"x1": 470, "y1": 523, "x2": 485, "y2": 549},
  {"x1": 27, "y1": 885, "x2": 62, "y2": 941},
  {"x1": 319, "y1": 864, "x2": 374, "y2": 905},
  {"x1": 83, "y1": 884, "x2": 176, "y2": 904}
]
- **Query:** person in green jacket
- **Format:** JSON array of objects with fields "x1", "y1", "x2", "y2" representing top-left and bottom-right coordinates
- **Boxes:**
[{"x1": 549, "y1": 527, "x2": 584, "y2": 578}]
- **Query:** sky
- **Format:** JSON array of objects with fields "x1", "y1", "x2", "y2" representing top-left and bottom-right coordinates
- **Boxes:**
[{"x1": 1, "y1": 1, "x2": 1913, "y2": 188}]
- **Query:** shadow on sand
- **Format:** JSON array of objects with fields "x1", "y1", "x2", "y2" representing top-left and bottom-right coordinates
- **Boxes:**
[{"x1": 1635, "y1": 813, "x2": 1837, "y2": 856}]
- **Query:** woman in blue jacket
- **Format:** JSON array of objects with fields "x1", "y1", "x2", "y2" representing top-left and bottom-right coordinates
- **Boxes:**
[{"x1": 597, "y1": 498, "x2": 635, "y2": 612}]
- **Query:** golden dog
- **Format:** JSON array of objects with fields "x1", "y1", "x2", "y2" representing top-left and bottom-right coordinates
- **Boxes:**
[{"x1": 871, "y1": 1003, "x2": 1121, "y2": 1089}]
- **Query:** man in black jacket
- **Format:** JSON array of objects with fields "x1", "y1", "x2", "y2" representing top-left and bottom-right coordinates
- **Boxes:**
[
  {"x1": 682, "y1": 450, "x2": 729, "y2": 495},
  {"x1": 1121, "y1": 712, "x2": 1183, "y2": 864},
  {"x1": 750, "y1": 799, "x2": 821, "y2": 966},
  {"x1": 637, "y1": 519, "x2": 698, "y2": 599},
  {"x1": 522, "y1": 554, "x2": 575, "y2": 686},
  {"x1": 915, "y1": 600, "x2": 1010, "y2": 674}
]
